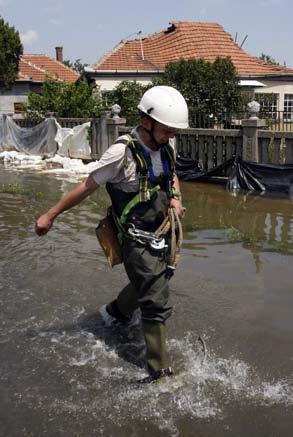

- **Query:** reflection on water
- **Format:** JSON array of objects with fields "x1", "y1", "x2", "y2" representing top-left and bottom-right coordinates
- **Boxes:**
[
  {"x1": 1, "y1": 165, "x2": 293, "y2": 437},
  {"x1": 181, "y1": 182, "x2": 293, "y2": 277},
  {"x1": 182, "y1": 181, "x2": 293, "y2": 249}
]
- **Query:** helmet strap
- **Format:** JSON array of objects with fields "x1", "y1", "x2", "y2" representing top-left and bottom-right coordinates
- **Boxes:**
[{"x1": 141, "y1": 119, "x2": 167, "y2": 150}]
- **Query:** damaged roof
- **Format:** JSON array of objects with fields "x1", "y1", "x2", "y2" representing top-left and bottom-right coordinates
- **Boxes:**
[{"x1": 92, "y1": 21, "x2": 293, "y2": 77}]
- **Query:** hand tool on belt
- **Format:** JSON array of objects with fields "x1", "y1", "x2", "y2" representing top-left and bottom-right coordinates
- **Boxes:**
[{"x1": 127, "y1": 223, "x2": 167, "y2": 250}]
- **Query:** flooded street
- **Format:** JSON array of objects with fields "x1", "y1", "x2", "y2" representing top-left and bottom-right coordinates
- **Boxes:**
[{"x1": 1, "y1": 164, "x2": 293, "y2": 437}]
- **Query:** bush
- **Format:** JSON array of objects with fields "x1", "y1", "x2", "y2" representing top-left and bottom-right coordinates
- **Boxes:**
[
  {"x1": 105, "y1": 81, "x2": 149, "y2": 125},
  {"x1": 25, "y1": 79, "x2": 103, "y2": 119}
]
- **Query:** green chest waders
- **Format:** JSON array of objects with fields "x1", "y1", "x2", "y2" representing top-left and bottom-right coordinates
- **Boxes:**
[
  {"x1": 105, "y1": 135, "x2": 178, "y2": 374},
  {"x1": 111, "y1": 190, "x2": 172, "y2": 374}
]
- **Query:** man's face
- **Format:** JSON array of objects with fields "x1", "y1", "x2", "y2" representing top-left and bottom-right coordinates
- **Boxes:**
[
  {"x1": 153, "y1": 121, "x2": 176, "y2": 144},
  {"x1": 142, "y1": 118, "x2": 176, "y2": 147}
]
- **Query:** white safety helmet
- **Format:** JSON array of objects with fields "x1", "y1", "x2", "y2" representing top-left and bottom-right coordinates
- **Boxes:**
[{"x1": 137, "y1": 85, "x2": 189, "y2": 129}]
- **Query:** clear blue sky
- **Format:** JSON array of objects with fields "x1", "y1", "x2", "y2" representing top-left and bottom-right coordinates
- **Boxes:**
[{"x1": 1, "y1": 0, "x2": 293, "y2": 67}]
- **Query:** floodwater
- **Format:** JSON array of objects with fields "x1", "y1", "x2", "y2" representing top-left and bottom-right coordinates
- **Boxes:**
[{"x1": 1, "y1": 164, "x2": 293, "y2": 437}]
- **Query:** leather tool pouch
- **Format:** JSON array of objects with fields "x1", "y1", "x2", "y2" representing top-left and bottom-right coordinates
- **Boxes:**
[{"x1": 95, "y1": 210, "x2": 123, "y2": 267}]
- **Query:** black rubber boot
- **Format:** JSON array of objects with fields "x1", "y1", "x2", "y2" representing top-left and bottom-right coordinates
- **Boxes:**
[
  {"x1": 106, "y1": 300, "x2": 133, "y2": 323},
  {"x1": 137, "y1": 366, "x2": 174, "y2": 384}
]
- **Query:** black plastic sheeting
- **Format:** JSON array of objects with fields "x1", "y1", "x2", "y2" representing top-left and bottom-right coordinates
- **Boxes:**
[
  {"x1": 176, "y1": 155, "x2": 293, "y2": 194},
  {"x1": 175, "y1": 155, "x2": 205, "y2": 180},
  {"x1": 175, "y1": 155, "x2": 234, "y2": 181},
  {"x1": 229, "y1": 158, "x2": 293, "y2": 194}
]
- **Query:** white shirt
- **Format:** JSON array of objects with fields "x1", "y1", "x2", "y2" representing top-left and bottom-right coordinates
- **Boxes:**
[{"x1": 90, "y1": 128, "x2": 175, "y2": 193}]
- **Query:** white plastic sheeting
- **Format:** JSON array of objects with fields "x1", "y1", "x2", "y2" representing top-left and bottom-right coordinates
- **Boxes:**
[
  {"x1": 55, "y1": 121, "x2": 91, "y2": 160},
  {"x1": 0, "y1": 115, "x2": 92, "y2": 160},
  {"x1": 0, "y1": 115, "x2": 58, "y2": 156}
]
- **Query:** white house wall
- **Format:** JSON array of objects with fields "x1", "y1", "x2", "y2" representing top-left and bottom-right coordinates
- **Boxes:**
[
  {"x1": 254, "y1": 80, "x2": 293, "y2": 111},
  {"x1": 95, "y1": 75, "x2": 293, "y2": 112},
  {"x1": 94, "y1": 77, "x2": 154, "y2": 91}
]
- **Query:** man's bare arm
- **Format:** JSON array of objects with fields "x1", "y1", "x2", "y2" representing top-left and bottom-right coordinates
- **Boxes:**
[{"x1": 35, "y1": 175, "x2": 98, "y2": 236}]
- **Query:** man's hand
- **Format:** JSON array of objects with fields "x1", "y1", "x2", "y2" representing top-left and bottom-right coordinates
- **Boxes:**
[
  {"x1": 35, "y1": 213, "x2": 54, "y2": 236},
  {"x1": 170, "y1": 198, "x2": 186, "y2": 219},
  {"x1": 34, "y1": 176, "x2": 98, "y2": 237}
]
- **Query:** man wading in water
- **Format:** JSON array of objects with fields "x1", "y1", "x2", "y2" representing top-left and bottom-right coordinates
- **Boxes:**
[{"x1": 35, "y1": 86, "x2": 188, "y2": 383}]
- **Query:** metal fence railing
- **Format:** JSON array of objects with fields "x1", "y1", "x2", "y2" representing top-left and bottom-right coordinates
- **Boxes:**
[
  {"x1": 9, "y1": 114, "x2": 293, "y2": 167},
  {"x1": 190, "y1": 110, "x2": 293, "y2": 132},
  {"x1": 258, "y1": 110, "x2": 293, "y2": 132},
  {"x1": 190, "y1": 112, "x2": 248, "y2": 129}
]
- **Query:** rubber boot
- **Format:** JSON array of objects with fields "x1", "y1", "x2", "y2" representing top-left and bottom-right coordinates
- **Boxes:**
[{"x1": 142, "y1": 320, "x2": 169, "y2": 373}]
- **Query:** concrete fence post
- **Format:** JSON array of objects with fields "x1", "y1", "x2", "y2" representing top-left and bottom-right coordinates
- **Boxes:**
[
  {"x1": 107, "y1": 104, "x2": 126, "y2": 147},
  {"x1": 107, "y1": 117, "x2": 127, "y2": 146},
  {"x1": 242, "y1": 118, "x2": 266, "y2": 162},
  {"x1": 90, "y1": 118, "x2": 99, "y2": 160},
  {"x1": 90, "y1": 112, "x2": 109, "y2": 160},
  {"x1": 90, "y1": 108, "x2": 127, "y2": 160},
  {"x1": 98, "y1": 111, "x2": 110, "y2": 157}
]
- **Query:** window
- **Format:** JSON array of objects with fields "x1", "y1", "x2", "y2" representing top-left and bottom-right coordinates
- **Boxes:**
[
  {"x1": 14, "y1": 102, "x2": 26, "y2": 114},
  {"x1": 255, "y1": 93, "x2": 279, "y2": 119},
  {"x1": 284, "y1": 94, "x2": 293, "y2": 121}
]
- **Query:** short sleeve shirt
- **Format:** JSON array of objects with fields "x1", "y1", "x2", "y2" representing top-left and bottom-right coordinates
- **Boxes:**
[{"x1": 90, "y1": 128, "x2": 175, "y2": 193}]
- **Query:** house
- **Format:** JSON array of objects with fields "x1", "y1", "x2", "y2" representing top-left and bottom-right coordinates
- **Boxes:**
[
  {"x1": 0, "y1": 47, "x2": 79, "y2": 115},
  {"x1": 85, "y1": 21, "x2": 293, "y2": 117}
]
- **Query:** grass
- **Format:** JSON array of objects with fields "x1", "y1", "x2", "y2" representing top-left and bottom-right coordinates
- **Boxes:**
[
  {"x1": 1, "y1": 183, "x2": 44, "y2": 200},
  {"x1": 227, "y1": 227, "x2": 293, "y2": 254},
  {"x1": 228, "y1": 228, "x2": 265, "y2": 246}
]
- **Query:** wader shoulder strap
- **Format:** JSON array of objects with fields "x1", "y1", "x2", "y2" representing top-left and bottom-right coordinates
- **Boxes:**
[
  {"x1": 115, "y1": 135, "x2": 148, "y2": 174},
  {"x1": 117, "y1": 134, "x2": 174, "y2": 173},
  {"x1": 119, "y1": 184, "x2": 160, "y2": 226},
  {"x1": 116, "y1": 134, "x2": 175, "y2": 181},
  {"x1": 162, "y1": 143, "x2": 176, "y2": 174}
]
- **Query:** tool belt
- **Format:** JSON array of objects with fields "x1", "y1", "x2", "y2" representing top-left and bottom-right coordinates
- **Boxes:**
[
  {"x1": 95, "y1": 208, "x2": 123, "y2": 268},
  {"x1": 95, "y1": 206, "x2": 183, "y2": 274}
]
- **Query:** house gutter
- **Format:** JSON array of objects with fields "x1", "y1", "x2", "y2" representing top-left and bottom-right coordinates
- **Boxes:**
[
  {"x1": 84, "y1": 67, "x2": 293, "y2": 82},
  {"x1": 15, "y1": 79, "x2": 44, "y2": 85},
  {"x1": 241, "y1": 73, "x2": 293, "y2": 81},
  {"x1": 84, "y1": 67, "x2": 164, "y2": 75}
]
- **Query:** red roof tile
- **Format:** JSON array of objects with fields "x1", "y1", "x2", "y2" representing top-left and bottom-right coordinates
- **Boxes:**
[
  {"x1": 92, "y1": 21, "x2": 293, "y2": 77},
  {"x1": 18, "y1": 54, "x2": 79, "y2": 83}
]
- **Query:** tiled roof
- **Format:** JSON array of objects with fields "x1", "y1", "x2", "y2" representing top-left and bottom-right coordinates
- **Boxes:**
[
  {"x1": 18, "y1": 54, "x2": 79, "y2": 83},
  {"x1": 92, "y1": 21, "x2": 293, "y2": 77}
]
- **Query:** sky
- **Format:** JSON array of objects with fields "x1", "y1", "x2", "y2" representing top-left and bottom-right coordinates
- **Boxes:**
[{"x1": 1, "y1": 0, "x2": 293, "y2": 67}]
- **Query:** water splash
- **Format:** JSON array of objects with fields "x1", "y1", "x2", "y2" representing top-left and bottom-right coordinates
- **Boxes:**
[{"x1": 25, "y1": 326, "x2": 293, "y2": 436}]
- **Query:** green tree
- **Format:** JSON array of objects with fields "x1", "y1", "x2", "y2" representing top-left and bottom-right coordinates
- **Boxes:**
[
  {"x1": 25, "y1": 78, "x2": 103, "y2": 120},
  {"x1": 63, "y1": 58, "x2": 88, "y2": 75},
  {"x1": 106, "y1": 81, "x2": 149, "y2": 125},
  {"x1": 0, "y1": 16, "x2": 23, "y2": 89},
  {"x1": 258, "y1": 53, "x2": 279, "y2": 65},
  {"x1": 154, "y1": 57, "x2": 242, "y2": 125}
]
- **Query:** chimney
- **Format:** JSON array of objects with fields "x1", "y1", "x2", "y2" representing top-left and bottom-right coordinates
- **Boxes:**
[{"x1": 55, "y1": 47, "x2": 63, "y2": 63}]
